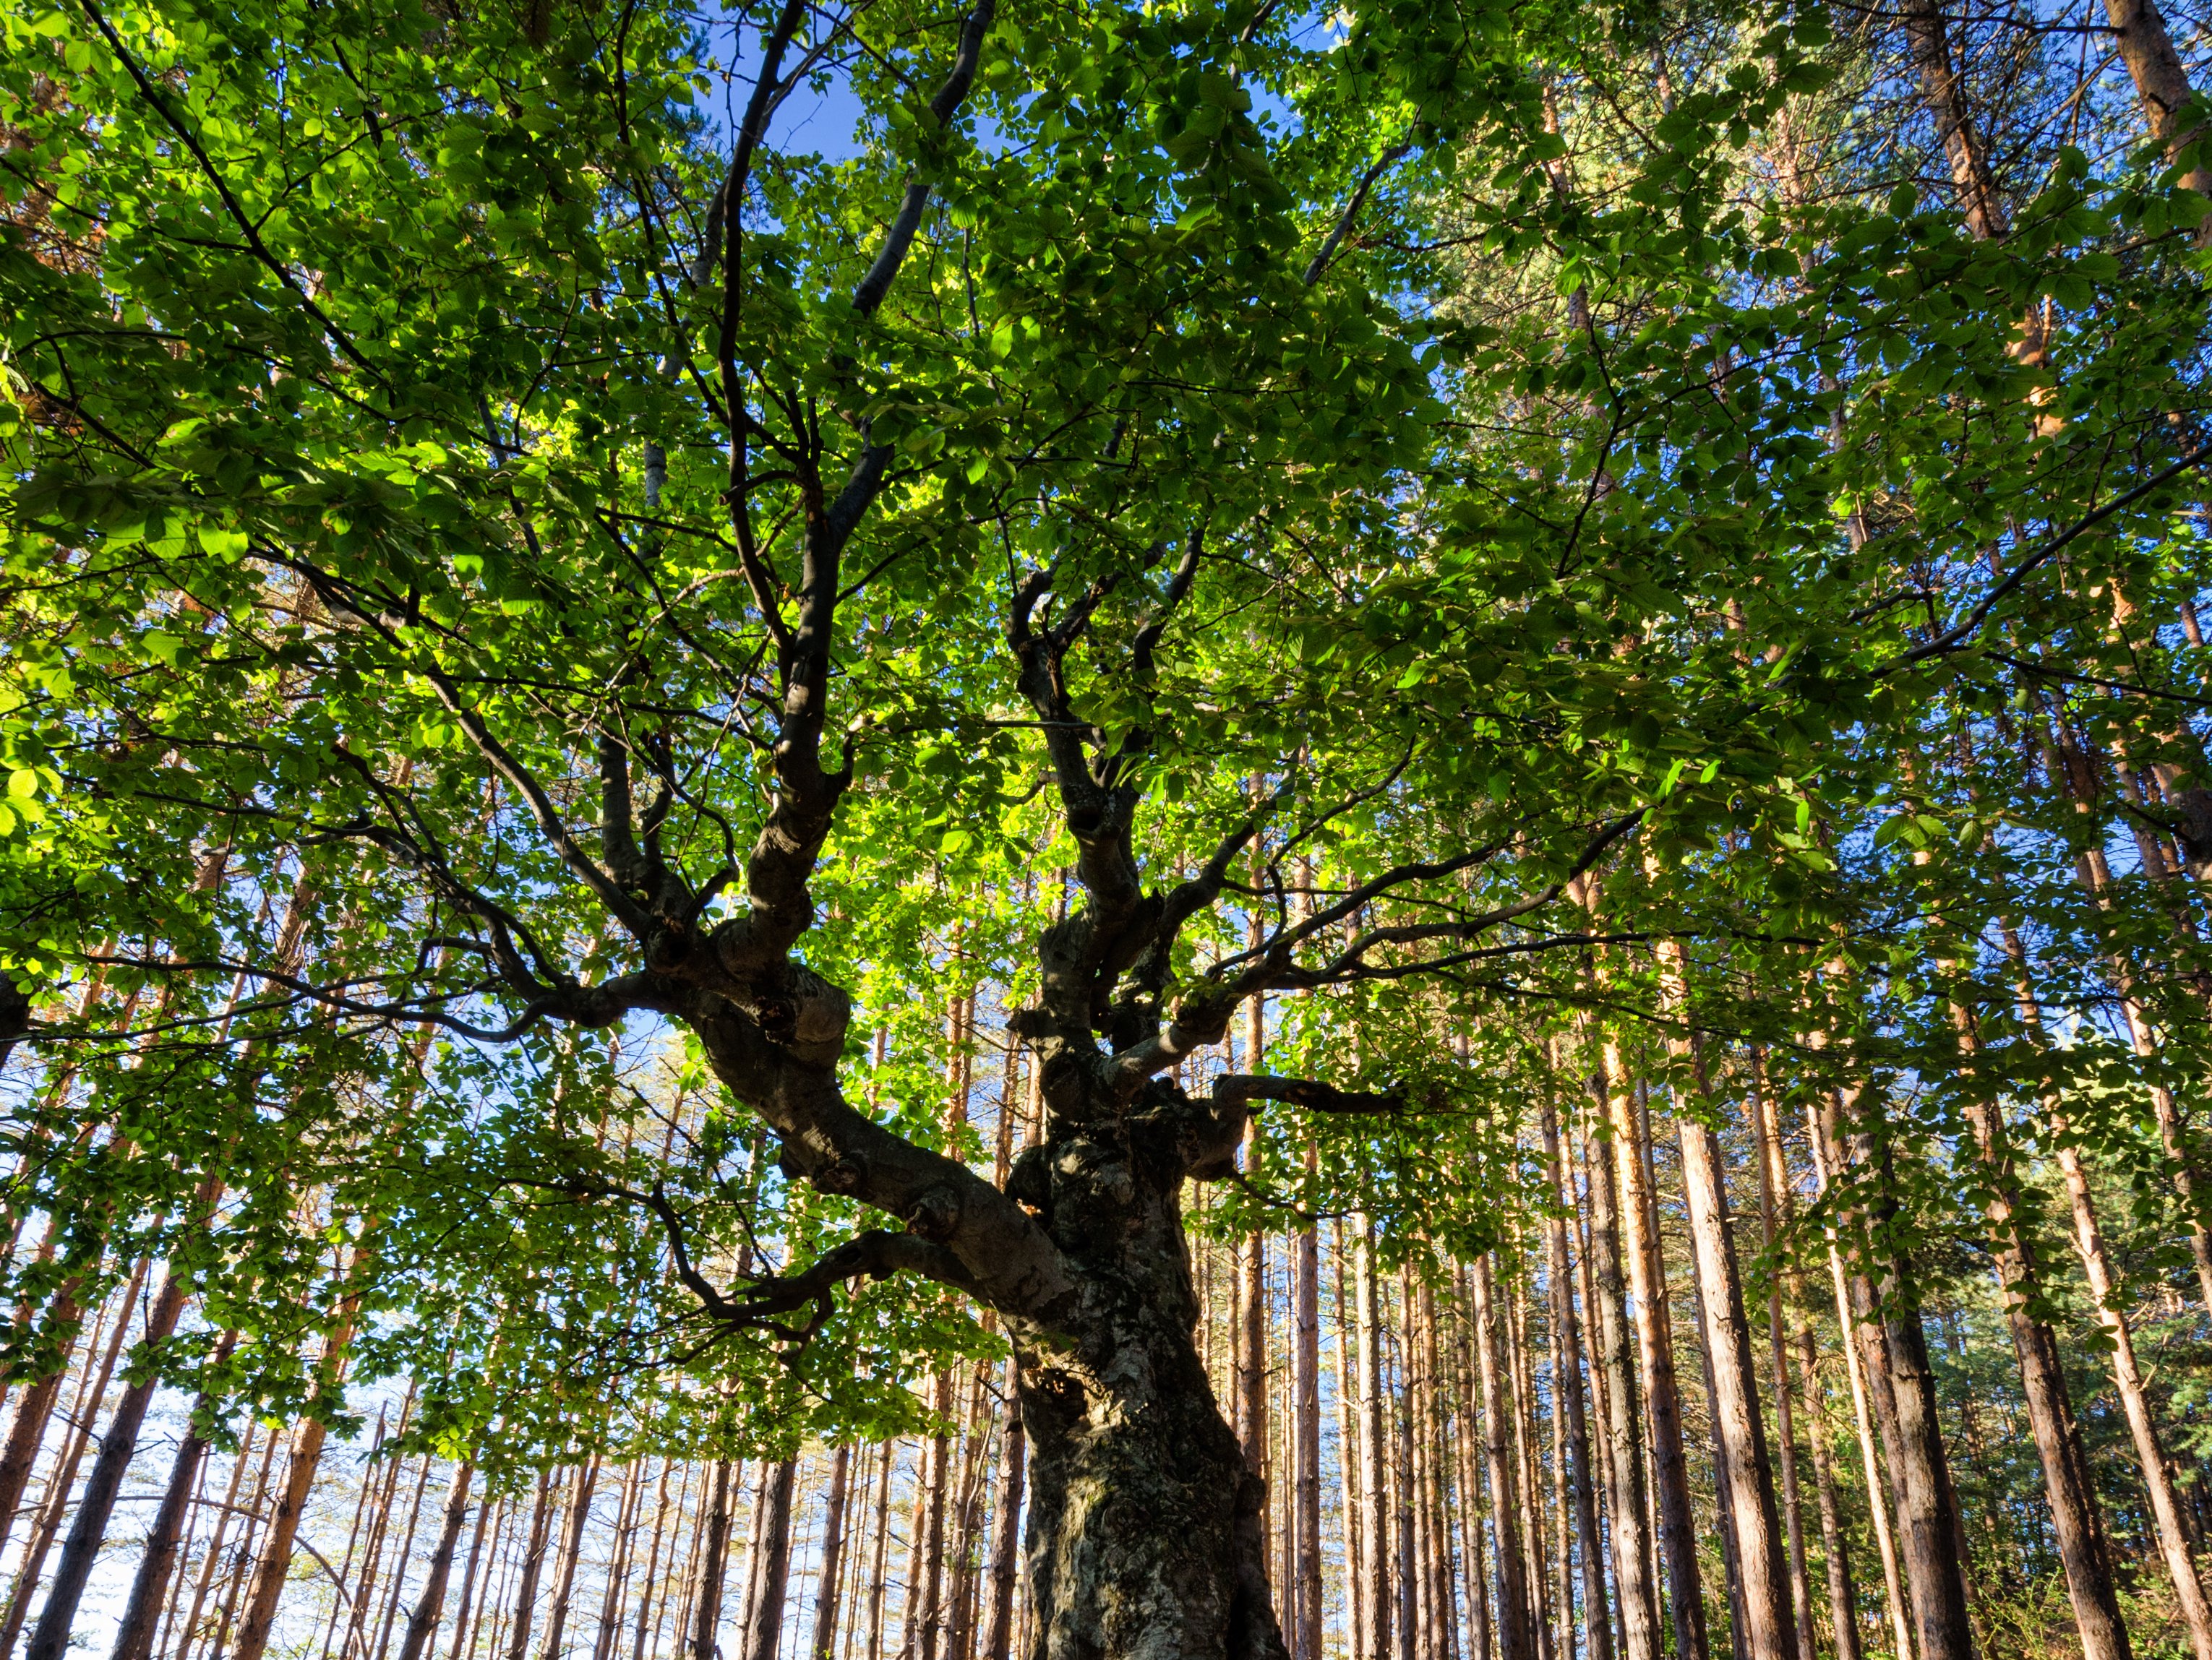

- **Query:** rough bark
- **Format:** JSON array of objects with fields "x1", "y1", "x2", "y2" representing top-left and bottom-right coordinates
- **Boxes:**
[
  {"x1": 1606, "y1": 1059, "x2": 1707, "y2": 1660},
  {"x1": 2056, "y1": 1126, "x2": 2212, "y2": 1660},
  {"x1": 1014, "y1": 1103, "x2": 1289, "y2": 1660},
  {"x1": 537, "y1": 1457, "x2": 601, "y2": 1660},
  {"x1": 397, "y1": 1464, "x2": 479, "y2": 1660},
  {"x1": 690, "y1": 1460, "x2": 734, "y2": 1660},
  {"x1": 1293, "y1": 1171, "x2": 1323, "y2": 1660},
  {"x1": 979, "y1": 1383, "x2": 1024, "y2": 1660},
  {"x1": 741, "y1": 1457, "x2": 797, "y2": 1660},
  {"x1": 812, "y1": 1445, "x2": 854, "y2": 1660},
  {"x1": 1539, "y1": 1098, "x2": 1613, "y2": 1660},
  {"x1": 2101, "y1": 0, "x2": 2212, "y2": 202},
  {"x1": 1815, "y1": 1092, "x2": 1975, "y2": 1660},
  {"x1": 28, "y1": 1254, "x2": 194, "y2": 1660},
  {"x1": 1678, "y1": 1112, "x2": 1798, "y2": 1660},
  {"x1": 1577, "y1": 1096, "x2": 1660, "y2": 1660},
  {"x1": 1472, "y1": 1255, "x2": 1534, "y2": 1660}
]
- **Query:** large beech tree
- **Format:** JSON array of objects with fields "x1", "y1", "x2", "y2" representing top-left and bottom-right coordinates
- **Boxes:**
[{"x1": 6, "y1": 0, "x2": 2212, "y2": 1647}]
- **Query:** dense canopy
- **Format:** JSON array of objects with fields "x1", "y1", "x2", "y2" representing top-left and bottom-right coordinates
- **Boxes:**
[{"x1": 5, "y1": 0, "x2": 2212, "y2": 1651}]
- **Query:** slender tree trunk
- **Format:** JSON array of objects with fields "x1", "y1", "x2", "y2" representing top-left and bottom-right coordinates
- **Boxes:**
[
  {"x1": 1817, "y1": 1195, "x2": 1910, "y2": 1660},
  {"x1": 593, "y1": 1461, "x2": 647, "y2": 1660},
  {"x1": 174, "y1": 1414, "x2": 267, "y2": 1660},
  {"x1": 865, "y1": 1443, "x2": 895, "y2": 1660},
  {"x1": 919, "y1": 1375, "x2": 953, "y2": 1660},
  {"x1": 232, "y1": 1291, "x2": 369, "y2": 1660},
  {"x1": 1397, "y1": 1373, "x2": 1418, "y2": 1660},
  {"x1": 2056, "y1": 1125, "x2": 2212, "y2": 1660},
  {"x1": 536, "y1": 1457, "x2": 601, "y2": 1660},
  {"x1": 1606, "y1": 1059, "x2": 1707, "y2": 1660},
  {"x1": 208, "y1": 1416, "x2": 286, "y2": 1660},
  {"x1": 0, "y1": 1281, "x2": 85, "y2": 1565},
  {"x1": 1952, "y1": 1077, "x2": 2130, "y2": 1660},
  {"x1": 1540, "y1": 1098, "x2": 1613, "y2": 1660},
  {"x1": 1453, "y1": 1278, "x2": 1491, "y2": 1660},
  {"x1": 1238, "y1": 993, "x2": 1269, "y2": 1480},
  {"x1": 0, "y1": 1257, "x2": 148, "y2": 1660},
  {"x1": 1678, "y1": 1110, "x2": 1798, "y2": 1660},
  {"x1": 740, "y1": 1458, "x2": 797, "y2": 1660},
  {"x1": 1793, "y1": 1325, "x2": 1861, "y2": 1660},
  {"x1": 979, "y1": 1377, "x2": 1024, "y2": 1660},
  {"x1": 1472, "y1": 1255, "x2": 1534, "y2": 1660},
  {"x1": 626, "y1": 1466, "x2": 671, "y2": 1660},
  {"x1": 1337, "y1": 1232, "x2": 1366, "y2": 1660},
  {"x1": 809, "y1": 1445, "x2": 853, "y2": 1660},
  {"x1": 342, "y1": 1417, "x2": 413, "y2": 1660},
  {"x1": 111, "y1": 1338, "x2": 237, "y2": 1660},
  {"x1": 947, "y1": 1365, "x2": 990, "y2": 1660},
  {"x1": 1541, "y1": 1268, "x2": 1572, "y2": 1660},
  {"x1": 1579, "y1": 1094, "x2": 1660, "y2": 1660},
  {"x1": 495, "y1": 1467, "x2": 559, "y2": 1660},
  {"x1": 1815, "y1": 1091, "x2": 1974, "y2": 1660},
  {"x1": 1746, "y1": 1063, "x2": 1820, "y2": 1660},
  {"x1": 395, "y1": 1464, "x2": 479, "y2": 1660},
  {"x1": 1357, "y1": 1217, "x2": 1392, "y2": 1660},
  {"x1": 1507, "y1": 1277, "x2": 1551, "y2": 1660},
  {"x1": 1426, "y1": 1276, "x2": 1462, "y2": 1660},
  {"x1": 319, "y1": 1406, "x2": 390, "y2": 1660},
  {"x1": 691, "y1": 1461, "x2": 734, "y2": 1660},
  {"x1": 374, "y1": 1454, "x2": 437, "y2": 1660},
  {"x1": 30, "y1": 1250, "x2": 200, "y2": 1660},
  {"x1": 1294, "y1": 1169, "x2": 1323, "y2": 1660}
]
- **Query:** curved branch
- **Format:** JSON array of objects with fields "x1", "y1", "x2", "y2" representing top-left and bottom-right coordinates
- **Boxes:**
[{"x1": 1181, "y1": 1072, "x2": 1407, "y2": 1178}]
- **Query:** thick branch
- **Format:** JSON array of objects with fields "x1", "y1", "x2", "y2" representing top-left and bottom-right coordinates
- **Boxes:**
[
  {"x1": 1182, "y1": 1072, "x2": 1406, "y2": 1178},
  {"x1": 686, "y1": 1001, "x2": 1078, "y2": 1323},
  {"x1": 638, "y1": 1194, "x2": 977, "y2": 1349},
  {"x1": 851, "y1": 0, "x2": 999, "y2": 319}
]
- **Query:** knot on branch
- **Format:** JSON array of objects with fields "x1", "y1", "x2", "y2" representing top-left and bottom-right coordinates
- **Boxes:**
[
  {"x1": 745, "y1": 963, "x2": 851, "y2": 1064},
  {"x1": 813, "y1": 1153, "x2": 868, "y2": 1196},
  {"x1": 904, "y1": 1182, "x2": 963, "y2": 1243}
]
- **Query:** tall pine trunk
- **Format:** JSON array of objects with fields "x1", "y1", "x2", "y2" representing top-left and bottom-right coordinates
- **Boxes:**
[
  {"x1": 28, "y1": 1249, "x2": 197, "y2": 1660},
  {"x1": 1293, "y1": 1171, "x2": 1323, "y2": 1660},
  {"x1": 1355, "y1": 1217, "x2": 1392, "y2": 1660},
  {"x1": 1815, "y1": 1089, "x2": 1975, "y2": 1660},
  {"x1": 1472, "y1": 1254, "x2": 1533, "y2": 1660},
  {"x1": 741, "y1": 1458, "x2": 798, "y2": 1660},
  {"x1": 811, "y1": 1445, "x2": 854, "y2": 1660},
  {"x1": 1744, "y1": 1062, "x2": 1823, "y2": 1660},
  {"x1": 1606, "y1": 1057, "x2": 1707, "y2": 1660},
  {"x1": 537, "y1": 1457, "x2": 601, "y2": 1660},
  {"x1": 979, "y1": 1388, "x2": 1024, "y2": 1660},
  {"x1": 110, "y1": 1338, "x2": 236, "y2": 1660},
  {"x1": 395, "y1": 1465, "x2": 479, "y2": 1660},
  {"x1": 1578, "y1": 1088, "x2": 1661, "y2": 1660},
  {"x1": 1679, "y1": 1110, "x2": 1798, "y2": 1660},
  {"x1": 2055, "y1": 1123, "x2": 2212, "y2": 1660},
  {"x1": 1539, "y1": 1097, "x2": 1613, "y2": 1660}
]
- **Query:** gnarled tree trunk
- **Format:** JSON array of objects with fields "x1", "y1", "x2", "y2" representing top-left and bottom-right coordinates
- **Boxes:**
[{"x1": 1008, "y1": 1102, "x2": 1287, "y2": 1660}]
